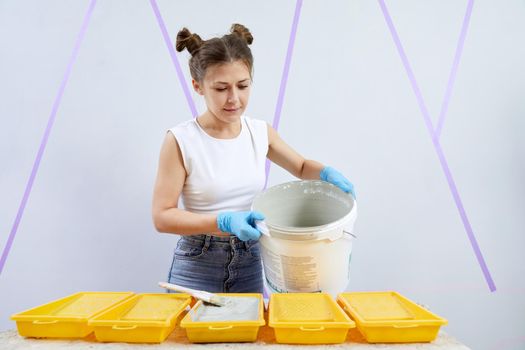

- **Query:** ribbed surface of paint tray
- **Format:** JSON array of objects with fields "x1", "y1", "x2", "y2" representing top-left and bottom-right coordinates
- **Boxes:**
[
  {"x1": 11, "y1": 292, "x2": 134, "y2": 338},
  {"x1": 89, "y1": 293, "x2": 192, "y2": 343},
  {"x1": 337, "y1": 291, "x2": 448, "y2": 343},
  {"x1": 52, "y1": 294, "x2": 132, "y2": 318},
  {"x1": 120, "y1": 295, "x2": 187, "y2": 321},
  {"x1": 272, "y1": 294, "x2": 338, "y2": 322},
  {"x1": 345, "y1": 293, "x2": 415, "y2": 321},
  {"x1": 268, "y1": 293, "x2": 355, "y2": 344}
]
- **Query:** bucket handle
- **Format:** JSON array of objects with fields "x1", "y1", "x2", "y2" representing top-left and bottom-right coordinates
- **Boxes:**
[{"x1": 343, "y1": 230, "x2": 357, "y2": 239}]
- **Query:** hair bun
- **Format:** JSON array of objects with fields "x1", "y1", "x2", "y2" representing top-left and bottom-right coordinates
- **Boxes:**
[
  {"x1": 176, "y1": 28, "x2": 203, "y2": 55},
  {"x1": 230, "y1": 23, "x2": 253, "y2": 45}
]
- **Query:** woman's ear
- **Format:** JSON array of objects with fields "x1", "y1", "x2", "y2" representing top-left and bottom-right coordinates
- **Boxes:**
[{"x1": 192, "y1": 79, "x2": 203, "y2": 95}]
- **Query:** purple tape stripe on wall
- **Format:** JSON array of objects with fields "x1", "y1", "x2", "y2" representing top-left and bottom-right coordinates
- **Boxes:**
[
  {"x1": 150, "y1": 0, "x2": 198, "y2": 118},
  {"x1": 378, "y1": 0, "x2": 496, "y2": 292},
  {"x1": 0, "y1": 0, "x2": 97, "y2": 275},
  {"x1": 264, "y1": 0, "x2": 303, "y2": 189},
  {"x1": 436, "y1": 0, "x2": 474, "y2": 139}
]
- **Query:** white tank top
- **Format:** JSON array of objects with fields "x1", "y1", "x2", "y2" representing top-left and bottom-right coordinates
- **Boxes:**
[{"x1": 168, "y1": 116, "x2": 268, "y2": 215}]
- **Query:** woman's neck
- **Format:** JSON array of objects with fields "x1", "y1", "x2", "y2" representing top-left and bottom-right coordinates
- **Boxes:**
[{"x1": 197, "y1": 111, "x2": 242, "y2": 139}]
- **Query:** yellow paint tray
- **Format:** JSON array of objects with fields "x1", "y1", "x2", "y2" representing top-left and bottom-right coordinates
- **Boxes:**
[
  {"x1": 179, "y1": 293, "x2": 265, "y2": 343},
  {"x1": 337, "y1": 291, "x2": 448, "y2": 343},
  {"x1": 11, "y1": 292, "x2": 134, "y2": 338},
  {"x1": 88, "y1": 293, "x2": 192, "y2": 343},
  {"x1": 268, "y1": 293, "x2": 355, "y2": 344}
]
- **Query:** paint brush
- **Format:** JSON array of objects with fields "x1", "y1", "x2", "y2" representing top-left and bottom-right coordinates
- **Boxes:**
[{"x1": 158, "y1": 282, "x2": 227, "y2": 306}]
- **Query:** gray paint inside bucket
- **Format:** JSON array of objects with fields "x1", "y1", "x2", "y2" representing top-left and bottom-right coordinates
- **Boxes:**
[{"x1": 253, "y1": 181, "x2": 353, "y2": 229}]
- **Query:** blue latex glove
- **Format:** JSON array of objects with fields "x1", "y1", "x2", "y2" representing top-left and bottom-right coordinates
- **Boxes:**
[
  {"x1": 216, "y1": 211, "x2": 266, "y2": 241},
  {"x1": 320, "y1": 166, "x2": 356, "y2": 199}
]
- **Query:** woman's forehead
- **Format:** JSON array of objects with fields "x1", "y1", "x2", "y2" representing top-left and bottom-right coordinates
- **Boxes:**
[{"x1": 205, "y1": 61, "x2": 251, "y2": 84}]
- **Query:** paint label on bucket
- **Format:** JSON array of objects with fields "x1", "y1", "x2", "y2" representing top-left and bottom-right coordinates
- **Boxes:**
[{"x1": 262, "y1": 249, "x2": 320, "y2": 292}]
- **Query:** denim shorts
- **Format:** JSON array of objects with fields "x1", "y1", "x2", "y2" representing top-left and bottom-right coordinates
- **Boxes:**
[{"x1": 167, "y1": 234, "x2": 263, "y2": 293}]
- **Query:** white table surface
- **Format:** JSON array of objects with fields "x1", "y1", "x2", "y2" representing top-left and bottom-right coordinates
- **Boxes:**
[{"x1": 1, "y1": 326, "x2": 471, "y2": 350}]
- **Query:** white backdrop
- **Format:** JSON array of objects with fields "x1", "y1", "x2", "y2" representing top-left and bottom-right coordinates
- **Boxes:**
[{"x1": 1, "y1": 1, "x2": 524, "y2": 349}]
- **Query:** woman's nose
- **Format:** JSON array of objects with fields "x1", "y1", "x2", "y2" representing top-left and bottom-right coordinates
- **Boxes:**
[{"x1": 227, "y1": 89, "x2": 239, "y2": 104}]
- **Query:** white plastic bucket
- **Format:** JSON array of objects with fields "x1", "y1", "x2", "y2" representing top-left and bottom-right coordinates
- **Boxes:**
[{"x1": 251, "y1": 180, "x2": 357, "y2": 297}]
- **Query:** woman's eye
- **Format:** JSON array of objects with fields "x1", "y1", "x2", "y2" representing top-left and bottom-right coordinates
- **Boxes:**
[
  {"x1": 215, "y1": 88, "x2": 227, "y2": 91},
  {"x1": 239, "y1": 85, "x2": 249, "y2": 89}
]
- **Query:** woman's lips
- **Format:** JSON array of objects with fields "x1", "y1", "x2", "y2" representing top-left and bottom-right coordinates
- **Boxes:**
[{"x1": 223, "y1": 107, "x2": 240, "y2": 112}]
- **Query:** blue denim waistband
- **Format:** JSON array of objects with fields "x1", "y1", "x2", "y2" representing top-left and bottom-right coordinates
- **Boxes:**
[{"x1": 178, "y1": 234, "x2": 258, "y2": 250}]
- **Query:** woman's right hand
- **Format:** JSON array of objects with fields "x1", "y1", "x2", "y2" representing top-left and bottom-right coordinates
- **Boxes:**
[
  {"x1": 320, "y1": 166, "x2": 356, "y2": 199},
  {"x1": 217, "y1": 211, "x2": 265, "y2": 241}
]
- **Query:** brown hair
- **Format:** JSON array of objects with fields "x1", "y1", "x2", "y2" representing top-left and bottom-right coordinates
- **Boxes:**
[{"x1": 175, "y1": 24, "x2": 254, "y2": 82}]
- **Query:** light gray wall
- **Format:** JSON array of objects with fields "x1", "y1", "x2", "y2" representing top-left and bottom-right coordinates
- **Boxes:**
[{"x1": 1, "y1": 1, "x2": 524, "y2": 349}]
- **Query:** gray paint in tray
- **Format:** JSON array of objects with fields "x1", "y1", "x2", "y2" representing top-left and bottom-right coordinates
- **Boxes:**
[{"x1": 190, "y1": 297, "x2": 259, "y2": 322}]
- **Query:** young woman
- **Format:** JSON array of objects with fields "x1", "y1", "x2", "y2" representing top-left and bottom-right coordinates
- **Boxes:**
[{"x1": 152, "y1": 24, "x2": 355, "y2": 293}]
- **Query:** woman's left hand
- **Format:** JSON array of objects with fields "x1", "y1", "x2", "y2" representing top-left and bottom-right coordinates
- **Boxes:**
[{"x1": 320, "y1": 166, "x2": 356, "y2": 199}]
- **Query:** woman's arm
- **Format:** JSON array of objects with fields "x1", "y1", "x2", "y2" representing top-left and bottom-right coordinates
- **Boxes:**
[
  {"x1": 266, "y1": 123, "x2": 356, "y2": 197},
  {"x1": 151, "y1": 132, "x2": 219, "y2": 235},
  {"x1": 266, "y1": 123, "x2": 324, "y2": 179}
]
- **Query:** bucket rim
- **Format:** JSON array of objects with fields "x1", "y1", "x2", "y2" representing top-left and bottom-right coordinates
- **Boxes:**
[{"x1": 252, "y1": 180, "x2": 357, "y2": 237}]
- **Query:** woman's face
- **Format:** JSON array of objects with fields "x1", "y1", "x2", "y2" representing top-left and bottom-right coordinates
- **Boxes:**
[{"x1": 193, "y1": 60, "x2": 251, "y2": 124}]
